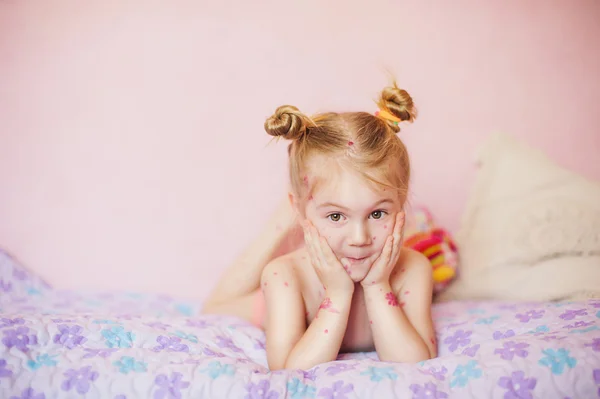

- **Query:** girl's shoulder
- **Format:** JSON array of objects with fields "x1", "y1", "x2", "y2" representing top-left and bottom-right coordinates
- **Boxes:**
[{"x1": 391, "y1": 247, "x2": 432, "y2": 292}]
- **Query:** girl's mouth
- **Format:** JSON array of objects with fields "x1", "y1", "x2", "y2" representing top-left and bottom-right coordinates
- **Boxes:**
[{"x1": 346, "y1": 257, "x2": 368, "y2": 264}]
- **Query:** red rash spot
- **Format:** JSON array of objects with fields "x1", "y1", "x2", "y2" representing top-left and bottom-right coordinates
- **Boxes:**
[
  {"x1": 430, "y1": 337, "x2": 436, "y2": 345},
  {"x1": 308, "y1": 195, "x2": 313, "y2": 201},
  {"x1": 324, "y1": 329, "x2": 328, "y2": 334},
  {"x1": 385, "y1": 292, "x2": 400, "y2": 307},
  {"x1": 273, "y1": 272, "x2": 277, "y2": 275},
  {"x1": 384, "y1": 225, "x2": 388, "y2": 229},
  {"x1": 348, "y1": 141, "x2": 354, "y2": 146},
  {"x1": 371, "y1": 281, "x2": 376, "y2": 285},
  {"x1": 373, "y1": 236, "x2": 376, "y2": 240},
  {"x1": 263, "y1": 282, "x2": 268, "y2": 287},
  {"x1": 404, "y1": 290, "x2": 410, "y2": 295},
  {"x1": 284, "y1": 282, "x2": 289, "y2": 287},
  {"x1": 369, "y1": 320, "x2": 373, "y2": 324},
  {"x1": 401, "y1": 268, "x2": 406, "y2": 273}
]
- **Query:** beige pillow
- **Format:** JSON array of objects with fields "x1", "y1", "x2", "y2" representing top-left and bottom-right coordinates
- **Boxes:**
[{"x1": 436, "y1": 133, "x2": 600, "y2": 302}]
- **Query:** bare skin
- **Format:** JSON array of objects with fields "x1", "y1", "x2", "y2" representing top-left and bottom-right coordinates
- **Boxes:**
[{"x1": 203, "y1": 193, "x2": 436, "y2": 370}]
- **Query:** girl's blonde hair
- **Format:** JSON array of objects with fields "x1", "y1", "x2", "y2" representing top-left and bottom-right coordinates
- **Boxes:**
[{"x1": 264, "y1": 82, "x2": 416, "y2": 208}]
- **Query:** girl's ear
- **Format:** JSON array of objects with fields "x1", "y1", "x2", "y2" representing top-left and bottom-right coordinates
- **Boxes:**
[{"x1": 288, "y1": 192, "x2": 304, "y2": 220}]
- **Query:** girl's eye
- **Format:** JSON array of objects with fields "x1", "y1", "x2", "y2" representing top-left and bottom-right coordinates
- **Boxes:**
[
  {"x1": 328, "y1": 213, "x2": 342, "y2": 222},
  {"x1": 371, "y1": 210, "x2": 386, "y2": 220}
]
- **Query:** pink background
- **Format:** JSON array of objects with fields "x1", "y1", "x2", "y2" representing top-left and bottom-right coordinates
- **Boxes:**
[{"x1": 1, "y1": 0, "x2": 599, "y2": 300}]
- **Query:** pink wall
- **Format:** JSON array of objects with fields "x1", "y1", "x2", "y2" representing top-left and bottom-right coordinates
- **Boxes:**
[{"x1": 1, "y1": 0, "x2": 599, "y2": 300}]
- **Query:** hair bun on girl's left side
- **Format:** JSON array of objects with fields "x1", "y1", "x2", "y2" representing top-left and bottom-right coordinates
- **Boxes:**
[
  {"x1": 377, "y1": 83, "x2": 418, "y2": 133},
  {"x1": 264, "y1": 105, "x2": 311, "y2": 141}
]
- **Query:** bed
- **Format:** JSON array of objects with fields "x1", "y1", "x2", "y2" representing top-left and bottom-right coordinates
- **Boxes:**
[{"x1": 1, "y1": 250, "x2": 599, "y2": 398}]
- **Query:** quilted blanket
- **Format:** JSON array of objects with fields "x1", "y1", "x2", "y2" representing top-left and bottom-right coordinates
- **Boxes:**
[{"x1": 1, "y1": 250, "x2": 599, "y2": 398}]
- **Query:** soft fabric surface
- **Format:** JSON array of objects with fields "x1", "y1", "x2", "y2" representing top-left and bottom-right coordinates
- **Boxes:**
[
  {"x1": 439, "y1": 133, "x2": 600, "y2": 303},
  {"x1": 1, "y1": 250, "x2": 600, "y2": 398}
]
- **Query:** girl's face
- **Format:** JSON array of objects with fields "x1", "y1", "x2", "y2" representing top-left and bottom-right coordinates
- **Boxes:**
[{"x1": 300, "y1": 169, "x2": 403, "y2": 283}]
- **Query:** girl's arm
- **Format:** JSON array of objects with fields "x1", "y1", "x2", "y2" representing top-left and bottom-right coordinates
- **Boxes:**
[
  {"x1": 262, "y1": 260, "x2": 353, "y2": 370},
  {"x1": 364, "y1": 252, "x2": 435, "y2": 362}
]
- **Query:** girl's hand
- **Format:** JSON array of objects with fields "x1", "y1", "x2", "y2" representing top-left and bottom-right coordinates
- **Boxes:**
[
  {"x1": 361, "y1": 211, "x2": 405, "y2": 287},
  {"x1": 302, "y1": 220, "x2": 355, "y2": 295}
]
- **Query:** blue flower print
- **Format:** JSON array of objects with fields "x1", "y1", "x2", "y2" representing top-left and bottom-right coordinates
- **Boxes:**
[
  {"x1": 174, "y1": 330, "x2": 198, "y2": 343},
  {"x1": 287, "y1": 378, "x2": 316, "y2": 398},
  {"x1": 113, "y1": 356, "x2": 147, "y2": 374},
  {"x1": 360, "y1": 366, "x2": 398, "y2": 382},
  {"x1": 175, "y1": 304, "x2": 193, "y2": 316},
  {"x1": 538, "y1": 348, "x2": 577, "y2": 375},
  {"x1": 201, "y1": 361, "x2": 236, "y2": 379},
  {"x1": 101, "y1": 326, "x2": 135, "y2": 348},
  {"x1": 528, "y1": 325, "x2": 549, "y2": 334},
  {"x1": 27, "y1": 354, "x2": 58, "y2": 370},
  {"x1": 467, "y1": 308, "x2": 485, "y2": 315},
  {"x1": 450, "y1": 360, "x2": 482, "y2": 388},
  {"x1": 475, "y1": 315, "x2": 500, "y2": 325}
]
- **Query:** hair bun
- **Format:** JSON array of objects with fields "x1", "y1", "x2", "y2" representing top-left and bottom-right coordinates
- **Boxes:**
[
  {"x1": 377, "y1": 83, "x2": 417, "y2": 132},
  {"x1": 264, "y1": 105, "x2": 310, "y2": 141}
]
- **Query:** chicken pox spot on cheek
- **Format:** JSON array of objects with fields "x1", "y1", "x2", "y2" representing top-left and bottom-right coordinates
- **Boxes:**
[
  {"x1": 384, "y1": 225, "x2": 388, "y2": 230},
  {"x1": 373, "y1": 236, "x2": 376, "y2": 241},
  {"x1": 324, "y1": 329, "x2": 329, "y2": 334},
  {"x1": 284, "y1": 282, "x2": 289, "y2": 287}
]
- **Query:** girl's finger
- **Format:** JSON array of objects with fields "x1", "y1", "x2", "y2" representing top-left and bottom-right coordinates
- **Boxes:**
[{"x1": 318, "y1": 236, "x2": 342, "y2": 270}]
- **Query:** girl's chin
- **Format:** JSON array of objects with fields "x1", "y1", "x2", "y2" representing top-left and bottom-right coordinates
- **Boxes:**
[{"x1": 347, "y1": 267, "x2": 371, "y2": 283}]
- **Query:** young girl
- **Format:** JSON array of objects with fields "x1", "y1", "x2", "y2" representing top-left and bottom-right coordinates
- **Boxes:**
[{"x1": 203, "y1": 83, "x2": 436, "y2": 370}]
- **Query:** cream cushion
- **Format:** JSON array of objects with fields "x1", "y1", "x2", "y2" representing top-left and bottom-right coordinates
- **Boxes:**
[{"x1": 436, "y1": 133, "x2": 600, "y2": 302}]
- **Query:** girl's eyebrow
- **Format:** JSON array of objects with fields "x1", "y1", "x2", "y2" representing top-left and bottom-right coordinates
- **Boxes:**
[{"x1": 317, "y1": 198, "x2": 394, "y2": 210}]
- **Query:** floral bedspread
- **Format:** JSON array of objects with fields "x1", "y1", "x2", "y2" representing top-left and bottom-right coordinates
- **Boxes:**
[{"x1": 1, "y1": 250, "x2": 599, "y2": 398}]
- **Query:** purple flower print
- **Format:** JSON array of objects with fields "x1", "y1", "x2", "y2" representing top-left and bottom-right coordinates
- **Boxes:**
[
  {"x1": 585, "y1": 338, "x2": 600, "y2": 352},
  {"x1": 318, "y1": 380, "x2": 353, "y2": 399},
  {"x1": 2, "y1": 327, "x2": 38, "y2": 352},
  {"x1": 0, "y1": 279, "x2": 12, "y2": 292},
  {"x1": 325, "y1": 363, "x2": 357, "y2": 375},
  {"x1": 589, "y1": 301, "x2": 600, "y2": 309},
  {"x1": 203, "y1": 347, "x2": 225, "y2": 357},
  {"x1": 564, "y1": 321, "x2": 594, "y2": 329},
  {"x1": 0, "y1": 359, "x2": 13, "y2": 378},
  {"x1": 12, "y1": 267, "x2": 28, "y2": 280},
  {"x1": 301, "y1": 368, "x2": 318, "y2": 381},
  {"x1": 10, "y1": 388, "x2": 46, "y2": 399},
  {"x1": 559, "y1": 309, "x2": 588, "y2": 321},
  {"x1": 61, "y1": 366, "x2": 99, "y2": 394},
  {"x1": 215, "y1": 336, "x2": 243, "y2": 353},
  {"x1": 594, "y1": 368, "x2": 600, "y2": 384},
  {"x1": 153, "y1": 336, "x2": 189, "y2": 353},
  {"x1": 154, "y1": 372, "x2": 190, "y2": 399},
  {"x1": 409, "y1": 382, "x2": 448, "y2": 399},
  {"x1": 443, "y1": 329, "x2": 472, "y2": 352},
  {"x1": 498, "y1": 370, "x2": 536, "y2": 399},
  {"x1": 494, "y1": 341, "x2": 530, "y2": 361},
  {"x1": 245, "y1": 379, "x2": 279, "y2": 399},
  {"x1": 53, "y1": 325, "x2": 87, "y2": 349},
  {"x1": 83, "y1": 348, "x2": 118, "y2": 358},
  {"x1": 515, "y1": 309, "x2": 545, "y2": 323},
  {"x1": 145, "y1": 322, "x2": 171, "y2": 330},
  {"x1": 186, "y1": 319, "x2": 209, "y2": 328},
  {"x1": 418, "y1": 366, "x2": 448, "y2": 381},
  {"x1": 0, "y1": 318, "x2": 25, "y2": 328},
  {"x1": 493, "y1": 330, "x2": 516, "y2": 340},
  {"x1": 254, "y1": 339, "x2": 266, "y2": 350},
  {"x1": 462, "y1": 344, "x2": 480, "y2": 357}
]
